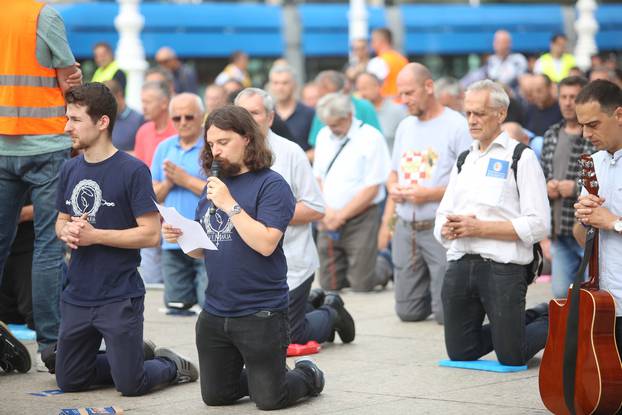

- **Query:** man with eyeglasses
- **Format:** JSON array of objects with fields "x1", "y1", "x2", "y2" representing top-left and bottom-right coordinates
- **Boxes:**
[{"x1": 151, "y1": 93, "x2": 208, "y2": 314}]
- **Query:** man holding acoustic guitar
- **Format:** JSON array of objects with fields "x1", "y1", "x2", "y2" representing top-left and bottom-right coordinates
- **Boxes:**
[{"x1": 574, "y1": 79, "x2": 622, "y2": 359}]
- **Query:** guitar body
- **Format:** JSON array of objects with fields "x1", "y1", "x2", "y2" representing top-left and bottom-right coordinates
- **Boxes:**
[{"x1": 539, "y1": 288, "x2": 622, "y2": 415}]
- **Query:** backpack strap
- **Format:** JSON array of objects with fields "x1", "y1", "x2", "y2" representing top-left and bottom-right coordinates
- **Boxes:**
[
  {"x1": 456, "y1": 149, "x2": 471, "y2": 174},
  {"x1": 511, "y1": 142, "x2": 528, "y2": 195}
]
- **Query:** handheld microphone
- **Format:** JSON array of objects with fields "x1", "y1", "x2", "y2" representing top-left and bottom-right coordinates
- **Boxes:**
[{"x1": 208, "y1": 160, "x2": 220, "y2": 216}]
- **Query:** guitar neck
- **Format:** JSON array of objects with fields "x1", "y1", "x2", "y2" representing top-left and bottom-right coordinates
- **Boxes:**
[{"x1": 585, "y1": 228, "x2": 600, "y2": 290}]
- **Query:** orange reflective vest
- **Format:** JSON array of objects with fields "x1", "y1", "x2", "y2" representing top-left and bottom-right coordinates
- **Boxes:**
[
  {"x1": 0, "y1": 0, "x2": 66, "y2": 135},
  {"x1": 380, "y1": 50, "x2": 408, "y2": 98}
]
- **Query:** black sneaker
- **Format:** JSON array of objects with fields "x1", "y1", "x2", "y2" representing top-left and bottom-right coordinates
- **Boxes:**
[
  {"x1": 294, "y1": 357, "x2": 325, "y2": 396},
  {"x1": 324, "y1": 294, "x2": 355, "y2": 343},
  {"x1": 155, "y1": 347, "x2": 198, "y2": 384},
  {"x1": 143, "y1": 339, "x2": 156, "y2": 361},
  {"x1": 308, "y1": 288, "x2": 326, "y2": 309},
  {"x1": 0, "y1": 321, "x2": 31, "y2": 373}
]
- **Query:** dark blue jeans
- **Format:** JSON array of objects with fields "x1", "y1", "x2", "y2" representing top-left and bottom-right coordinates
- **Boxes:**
[
  {"x1": 441, "y1": 255, "x2": 548, "y2": 366},
  {"x1": 195, "y1": 310, "x2": 314, "y2": 410},
  {"x1": 288, "y1": 275, "x2": 333, "y2": 344},
  {"x1": 55, "y1": 297, "x2": 176, "y2": 396},
  {"x1": 161, "y1": 249, "x2": 207, "y2": 308},
  {"x1": 0, "y1": 150, "x2": 69, "y2": 351}
]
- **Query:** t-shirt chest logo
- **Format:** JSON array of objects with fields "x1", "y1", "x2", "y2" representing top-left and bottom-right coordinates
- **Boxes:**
[
  {"x1": 65, "y1": 179, "x2": 116, "y2": 223},
  {"x1": 202, "y1": 210, "x2": 234, "y2": 246},
  {"x1": 400, "y1": 148, "x2": 439, "y2": 185}
]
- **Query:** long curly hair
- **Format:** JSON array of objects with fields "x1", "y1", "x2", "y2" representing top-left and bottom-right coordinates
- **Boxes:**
[{"x1": 200, "y1": 105, "x2": 272, "y2": 175}]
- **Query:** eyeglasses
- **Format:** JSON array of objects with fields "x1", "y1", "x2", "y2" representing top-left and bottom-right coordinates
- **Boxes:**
[{"x1": 171, "y1": 114, "x2": 195, "y2": 122}]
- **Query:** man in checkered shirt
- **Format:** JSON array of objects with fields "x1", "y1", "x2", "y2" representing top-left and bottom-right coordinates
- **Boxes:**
[
  {"x1": 540, "y1": 76, "x2": 595, "y2": 298},
  {"x1": 383, "y1": 63, "x2": 472, "y2": 324}
]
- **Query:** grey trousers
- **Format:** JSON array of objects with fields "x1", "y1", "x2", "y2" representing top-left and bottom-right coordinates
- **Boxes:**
[
  {"x1": 318, "y1": 205, "x2": 383, "y2": 292},
  {"x1": 392, "y1": 219, "x2": 447, "y2": 324}
]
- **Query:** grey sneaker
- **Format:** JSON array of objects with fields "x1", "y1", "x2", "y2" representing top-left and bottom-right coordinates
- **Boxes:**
[
  {"x1": 294, "y1": 357, "x2": 325, "y2": 396},
  {"x1": 143, "y1": 339, "x2": 156, "y2": 361},
  {"x1": 155, "y1": 347, "x2": 198, "y2": 384}
]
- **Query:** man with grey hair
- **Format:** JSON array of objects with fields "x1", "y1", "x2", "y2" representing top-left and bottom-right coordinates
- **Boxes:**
[
  {"x1": 151, "y1": 93, "x2": 207, "y2": 314},
  {"x1": 385, "y1": 63, "x2": 471, "y2": 324},
  {"x1": 235, "y1": 88, "x2": 356, "y2": 345},
  {"x1": 269, "y1": 65, "x2": 315, "y2": 154},
  {"x1": 434, "y1": 79, "x2": 550, "y2": 365},
  {"x1": 134, "y1": 81, "x2": 177, "y2": 285},
  {"x1": 307, "y1": 70, "x2": 381, "y2": 151},
  {"x1": 313, "y1": 92, "x2": 391, "y2": 292}
]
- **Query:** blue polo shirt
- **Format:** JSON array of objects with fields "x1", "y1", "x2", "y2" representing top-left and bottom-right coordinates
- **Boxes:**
[{"x1": 151, "y1": 135, "x2": 206, "y2": 250}]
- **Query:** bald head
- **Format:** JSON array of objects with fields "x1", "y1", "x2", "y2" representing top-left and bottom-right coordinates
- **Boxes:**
[
  {"x1": 155, "y1": 46, "x2": 179, "y2": 71},
  {"x1": 493, "y1": 30, "x2": 512, "y2": 58},
  {"x1": 501, "y1": 122, "x2": 528, "y2": 145},
  {"x1": 169, "y1": 93, "x2": 204, "y2": 142},
  {"x1": 396, "y1": 63, "x2": 438, "y2": 119},
  {"x1": 397, "y1": 63, "x2": 433, "y2": 85}
]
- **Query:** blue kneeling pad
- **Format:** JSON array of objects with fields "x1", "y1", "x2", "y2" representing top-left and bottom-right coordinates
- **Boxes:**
[
  {"x1": 439, "y1": 359, "x2": 527, "y2": 372},
  {"x1": 8, "y1": 324, "x2": 36, "y2": 341}
]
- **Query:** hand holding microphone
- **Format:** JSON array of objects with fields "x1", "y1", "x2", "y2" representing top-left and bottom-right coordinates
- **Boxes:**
[{"x1": 208, "y1": 160, "x2": 220, "y2": 215}]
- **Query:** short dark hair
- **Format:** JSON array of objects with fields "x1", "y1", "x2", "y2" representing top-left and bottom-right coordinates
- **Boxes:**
[
  {"x1": 559, "y1": 76, "x2": 588, "y2": 89},
  {"x1": 65, "y1": 83, "x2": 117, "y2": 135},
  {"x1": 93, "y1": 42, "x2": 113, "y2": 53},
  {"x1": 551, "y1": 33, "x2": 567, "y2": 43},
  {"x1": 230, "y1": 51, "x2": 247, "y2": 63},
  {"x1": 373, "y1": 28, "x2": 393, "y2": 45},
  {"x1": 201, "y1": 105, "x2": 272, "y2": 174},
  {"x1": 103, "y1": 79, "x2": 123, "y2": 97},
  {"x1": 575, "y1": 79, "x2": 622, "y2": 115}
]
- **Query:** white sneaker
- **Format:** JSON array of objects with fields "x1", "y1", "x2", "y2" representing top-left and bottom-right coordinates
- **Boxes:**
[{"x1": 36, "y1": 353, "x2": 48, "y2": 373}]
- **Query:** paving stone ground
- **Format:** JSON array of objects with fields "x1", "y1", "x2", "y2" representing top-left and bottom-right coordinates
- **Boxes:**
[{"x1": 0, "y1": 281, "x2": 553, "y2": 415}]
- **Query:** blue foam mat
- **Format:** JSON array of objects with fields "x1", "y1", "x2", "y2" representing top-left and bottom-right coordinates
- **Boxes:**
[
  {"x1": 439, "y1": 359, "x2": 527, "y2": 372},
  {"x1": 8, "y1": 324, "x2": 36, "y2": 341}
]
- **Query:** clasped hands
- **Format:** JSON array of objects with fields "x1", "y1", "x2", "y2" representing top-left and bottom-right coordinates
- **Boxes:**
[
  {"x1": 388, "y1": 183, "x2": 429, "y2": 204},
  {"x1": 59, "y1": 214, "x2": 98, "y2": 249},
  {"x1": 441, "y1": 214, "x2": 480, "y2": 240},
  {"x1": 547, "y1": 179, "x2": 576, "y2": 199},
  {"x1": 163, "y1": 160, "x2": 191, "y2": 187},
  {"x1": 574, "y1": 194, "x2": 617, "y2": 230}
]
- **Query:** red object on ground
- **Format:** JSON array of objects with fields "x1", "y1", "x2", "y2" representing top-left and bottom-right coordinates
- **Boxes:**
[{"x1": 287, "y1": 341, "x2": 321, "y2": 357}]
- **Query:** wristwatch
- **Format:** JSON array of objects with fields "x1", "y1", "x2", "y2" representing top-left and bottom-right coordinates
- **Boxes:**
[
  {"x1": 613, "y1": 218, "x2": 622, "y2": 234},
  {"x1": 227, "y1": 203, "x2": 242, "y2": 217}
]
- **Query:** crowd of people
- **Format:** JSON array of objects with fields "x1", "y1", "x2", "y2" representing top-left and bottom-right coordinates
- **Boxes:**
[{"x1": 1, "y1": 1, "x2": 622, "y2": 412}]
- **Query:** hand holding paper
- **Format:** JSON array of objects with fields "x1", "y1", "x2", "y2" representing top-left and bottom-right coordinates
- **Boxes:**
[{"x1": 155, "y1": 202, "x2": 217, "y2": 253}]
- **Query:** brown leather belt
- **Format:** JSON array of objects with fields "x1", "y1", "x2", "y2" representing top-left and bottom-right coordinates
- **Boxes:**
[{"x1": 399, "y1": 218, "x2": 435, "y2": 231}]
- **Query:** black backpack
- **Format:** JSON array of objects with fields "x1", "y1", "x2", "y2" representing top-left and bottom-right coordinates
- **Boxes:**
[{"x1": 455, "y1": 143, "x2": 544, "y2": 284}]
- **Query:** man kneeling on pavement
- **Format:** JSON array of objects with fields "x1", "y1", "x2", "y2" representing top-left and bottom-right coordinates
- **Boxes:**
[{"x1": 434, "y1": 80, "x2": 550, "y2": 366}]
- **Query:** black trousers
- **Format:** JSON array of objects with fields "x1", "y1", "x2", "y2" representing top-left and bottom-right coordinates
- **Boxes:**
[
  {"x1": 442, "y1": 255, "x2": 548, "y2": 366},
  {"x1": 288, "y1": 275, "x2": 333, "y2": 344},
  {"x1": 195, "y1": 310, "x2": 313, "y2": 410},
  {"x1": 0, "y1": 221, "x2": 34, "y2": 328}
]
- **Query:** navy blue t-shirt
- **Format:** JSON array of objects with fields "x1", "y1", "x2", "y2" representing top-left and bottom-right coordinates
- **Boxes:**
[
  {"x1": 55, "y1": 151, "x2": 157, "y2": 306},
  {"x1": 195, "y1": 168, "x2": 295, "y2": 317}
]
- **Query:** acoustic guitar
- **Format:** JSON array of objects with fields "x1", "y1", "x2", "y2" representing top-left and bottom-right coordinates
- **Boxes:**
[{"x1": 539, "y1": 154, "x2": 622, "y2": 415}]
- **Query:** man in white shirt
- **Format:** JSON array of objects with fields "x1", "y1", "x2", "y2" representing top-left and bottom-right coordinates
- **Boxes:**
[
  {"x1": 383, "y1": 63, "x2": 472, "y2": 324},
  {"x1": 313, "y1": 93, "x2": 391, "y2": 292},
  {"x1": 573, "y1": 80, "x2": 622, "y2": 360},
  {"x1": 434, "y1": 80, "x2": 550, "y2": 366},
  {"x1": 235, "y1": 88, "x2": 355, "y2": 344}
]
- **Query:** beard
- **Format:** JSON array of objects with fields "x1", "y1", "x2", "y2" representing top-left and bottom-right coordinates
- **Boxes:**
[{"x1": 215, "y1": 159, "x2": 242, "y2": 177}]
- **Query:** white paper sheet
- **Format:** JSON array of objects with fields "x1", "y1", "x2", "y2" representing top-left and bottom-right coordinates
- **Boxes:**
[{"x1": 155, "y1": 202, "x2": 217, "y2": 253}]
